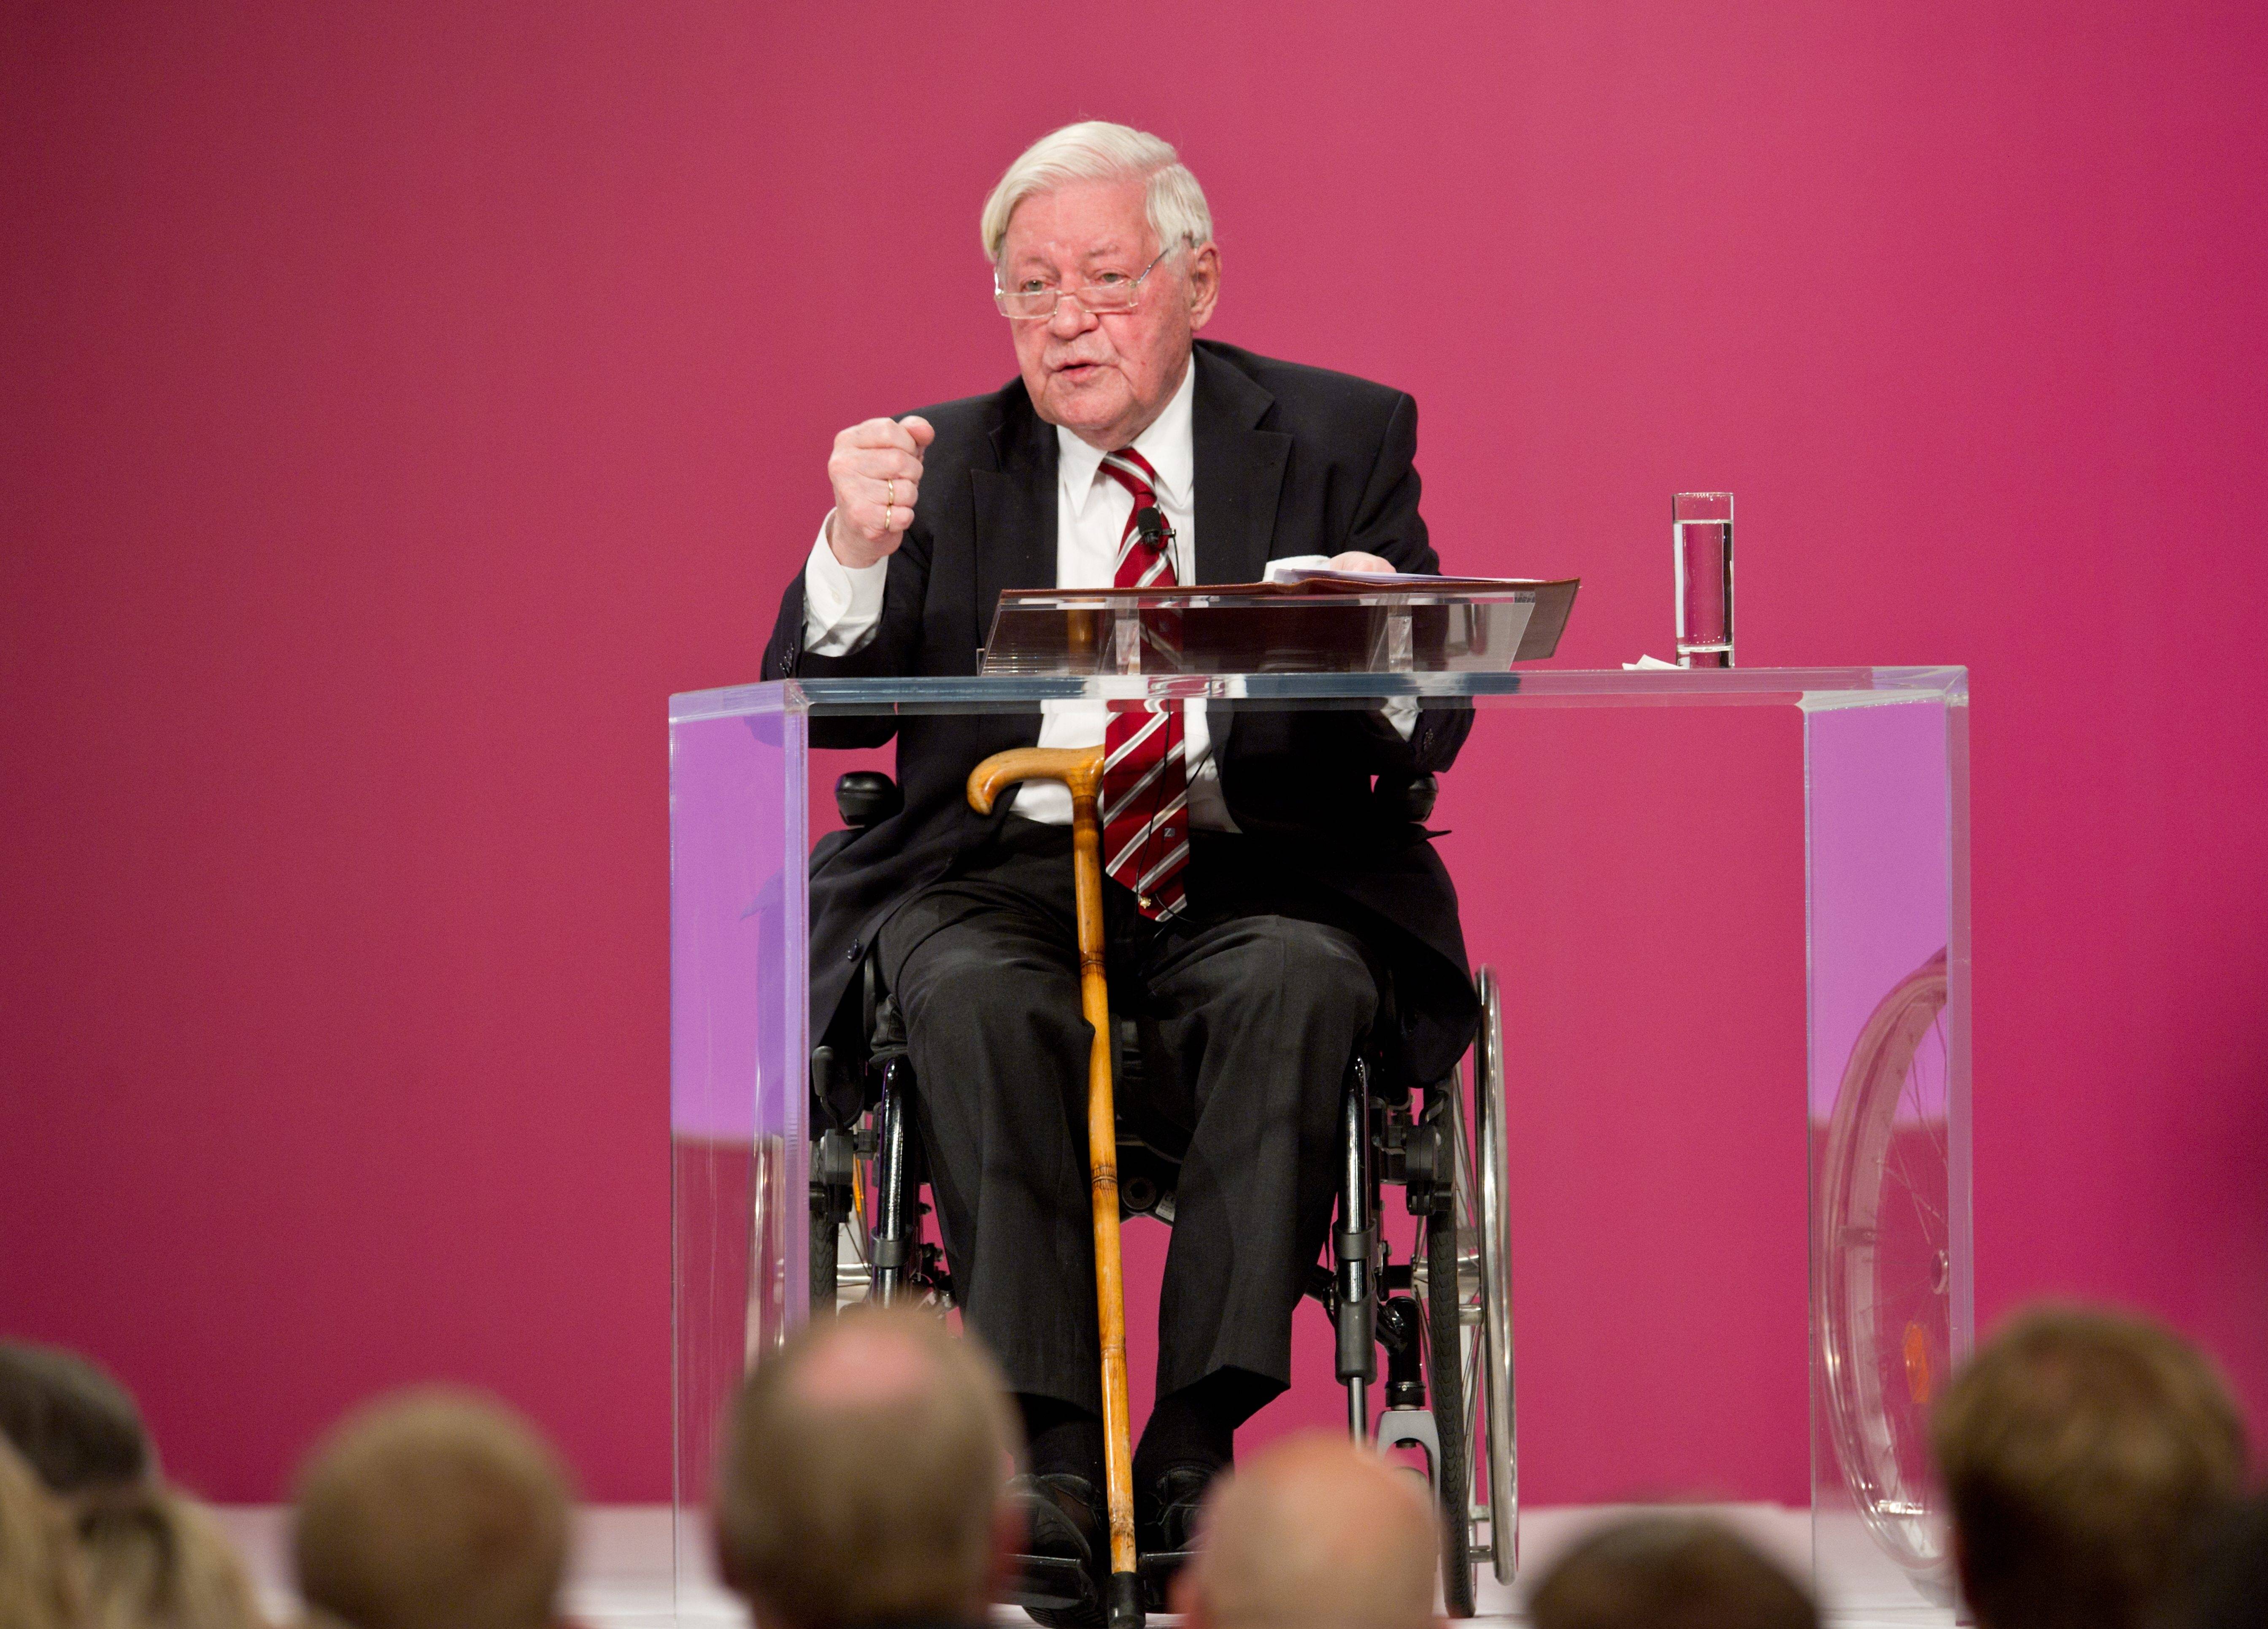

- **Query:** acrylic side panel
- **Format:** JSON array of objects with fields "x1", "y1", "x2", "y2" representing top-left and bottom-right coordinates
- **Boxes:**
[
  {"x1": 1804, "y1": 689, "x2": 1971, "y2": 1622},
  {"x1": 1412, "y1": 701, "x2": 1814, "y2": 1512},
  {"x1": 670, "y1": 701, "x2": 807, "y2": 1606}
]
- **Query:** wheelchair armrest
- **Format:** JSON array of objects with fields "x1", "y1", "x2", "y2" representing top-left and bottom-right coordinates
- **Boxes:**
[
  {"x1": 1372, "y1": 771, "x2": 1438, "y2": 824},
  {"x1": 836, "y1": 771, "x2": 903, "y2": 828}
]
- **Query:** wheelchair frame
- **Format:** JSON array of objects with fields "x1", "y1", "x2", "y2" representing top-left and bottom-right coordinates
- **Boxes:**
[{"x1": 805, "y1": 784, "x2": 1517, "y2": 1620}]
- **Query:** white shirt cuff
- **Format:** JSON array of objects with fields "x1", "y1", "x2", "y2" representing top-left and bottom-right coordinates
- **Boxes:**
[{"x1": 803, "y1": 519, "x2": 888, "y2": 658}]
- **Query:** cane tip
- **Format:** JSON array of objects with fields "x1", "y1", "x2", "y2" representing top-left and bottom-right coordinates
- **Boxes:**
[{"x1": 1107, "y1": 1572, "x2": 1144, "y2": 1629}]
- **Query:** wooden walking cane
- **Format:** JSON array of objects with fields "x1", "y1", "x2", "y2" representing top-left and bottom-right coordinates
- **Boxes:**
[{"x1": 967, "y1": 743, "x2": 1143, "y2": 1629}]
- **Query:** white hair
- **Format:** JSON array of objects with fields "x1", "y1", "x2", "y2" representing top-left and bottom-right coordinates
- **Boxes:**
[{"x1": 980, "y1": 120, "x2": 1214, "y2": 267}]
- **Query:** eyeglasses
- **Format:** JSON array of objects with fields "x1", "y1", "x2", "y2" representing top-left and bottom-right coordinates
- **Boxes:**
[{"x1": 994, "y1": 246, "x2": 1176, "y2": 321}]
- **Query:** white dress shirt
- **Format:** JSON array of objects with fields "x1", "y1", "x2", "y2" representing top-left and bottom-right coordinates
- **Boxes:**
[{"x1": 799, "y1": 361, "x2": 1409, "y2": 826}]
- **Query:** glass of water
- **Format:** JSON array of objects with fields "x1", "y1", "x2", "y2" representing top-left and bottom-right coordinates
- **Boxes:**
[{"x1": 1674, "y1": 491, "x2": 1734, "y2": 667}]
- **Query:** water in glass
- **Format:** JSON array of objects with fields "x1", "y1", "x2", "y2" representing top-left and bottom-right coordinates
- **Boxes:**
[{"x1": 1674, "y1": 492, "x2": 1734, "y2": 667}]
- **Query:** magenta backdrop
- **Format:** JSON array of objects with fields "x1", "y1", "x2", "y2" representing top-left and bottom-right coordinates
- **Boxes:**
[{"x1": 4, "y1": 4, "x2": 2264, "y2": 1501}]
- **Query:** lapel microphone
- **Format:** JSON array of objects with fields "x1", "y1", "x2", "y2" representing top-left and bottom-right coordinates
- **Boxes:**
[{"x1": 1134, "y1": 504, "x2": 1173, "y2": 547}]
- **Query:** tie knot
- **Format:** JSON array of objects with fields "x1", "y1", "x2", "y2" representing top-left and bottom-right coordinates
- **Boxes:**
[{"x1": 1099, "y1": 447, "x2": 1158, "y2": 504}]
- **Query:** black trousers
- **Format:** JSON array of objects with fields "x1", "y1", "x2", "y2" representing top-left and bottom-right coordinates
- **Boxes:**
[{"x1": 878, "y1": 818, "x2": 1380, "y2": 1416}]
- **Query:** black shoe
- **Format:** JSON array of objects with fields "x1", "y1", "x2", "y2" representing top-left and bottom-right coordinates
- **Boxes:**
[
  {"x1": 1136, "y1": 1461, "x2": 1221, "y2": 1567},
  {"x1": 1007, "y1": 1473, "x2": 1106, "y2": 1628}
]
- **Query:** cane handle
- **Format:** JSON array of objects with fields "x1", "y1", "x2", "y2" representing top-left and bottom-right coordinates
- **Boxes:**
[{"x1": 967, "y1": 745, "x2": 1106, "y2": 813}]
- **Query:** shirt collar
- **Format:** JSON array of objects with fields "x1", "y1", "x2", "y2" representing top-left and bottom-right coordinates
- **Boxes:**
[{"x1": 1058, "y1": 357, "x2": 1197, "y2": 518}]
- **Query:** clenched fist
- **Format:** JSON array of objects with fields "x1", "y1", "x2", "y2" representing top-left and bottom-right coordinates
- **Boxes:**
[{"x1": 826, "y1": 415, "x2": 936, "y2": 569}]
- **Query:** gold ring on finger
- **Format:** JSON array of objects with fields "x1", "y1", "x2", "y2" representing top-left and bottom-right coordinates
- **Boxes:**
[{"x1": 885, "y1": 478, "x2": 897, "y2": 509}]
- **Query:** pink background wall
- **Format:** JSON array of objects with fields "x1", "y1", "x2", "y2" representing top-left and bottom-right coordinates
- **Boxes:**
[{"x1": 5, "y1": 3, "x2": 2264, "y2": 1502}]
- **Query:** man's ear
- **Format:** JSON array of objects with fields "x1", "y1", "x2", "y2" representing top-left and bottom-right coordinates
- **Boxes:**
[{"x1": 1185, "y1": 241, "x2": 1221, "y2": 331}]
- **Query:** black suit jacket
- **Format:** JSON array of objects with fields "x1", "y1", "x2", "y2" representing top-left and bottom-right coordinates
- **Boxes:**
[{"x1": 764, "y1": 340, "x2": 1478, "y2": 1084}]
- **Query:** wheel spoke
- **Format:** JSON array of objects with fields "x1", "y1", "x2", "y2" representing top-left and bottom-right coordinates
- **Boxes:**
[{"x1": 1883, "y1": 1137, "x2": 1947, "y2": 1234}]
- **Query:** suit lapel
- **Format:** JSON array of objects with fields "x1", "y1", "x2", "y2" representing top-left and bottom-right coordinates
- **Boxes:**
[
  {"x1": 1192, "y1": 345, "x2": 1290, "y2": 585},
  {"x1": 972, "y1": 384, "x2": 1059, "y2": 661},
  {"x1": 970, "y1": 351, "x2": 1284, "y2": 623}
]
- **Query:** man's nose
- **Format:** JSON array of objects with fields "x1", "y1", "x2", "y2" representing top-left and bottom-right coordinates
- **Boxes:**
[{"x1": 1047, "y1": 294, "x2": 1097, "y2": 339}]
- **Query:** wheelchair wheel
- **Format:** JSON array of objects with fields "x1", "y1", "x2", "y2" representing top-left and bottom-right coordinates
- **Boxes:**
[
  {"x1": 1816, "y1": 948, "x2": 1954, "y2": 1590},
  {"x1": 810, "y1": 1192, "x2": 838, "y2": 1311},
  {"x1": 1472, "y1": 967, "x2": 1517, "y2": 1583},
  {"x1": 1422, "y1": 1114, "x2": 1476, "y2": 1618},
  {"x1": 1417, "y1": 966, "x2": 1517, "y2": 1612},
  {"x1": 808, "y1": 1124, "x2": 874, "y2": 1315}
]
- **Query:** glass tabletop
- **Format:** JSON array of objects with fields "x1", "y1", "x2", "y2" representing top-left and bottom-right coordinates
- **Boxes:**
[{"x1": 669, "y1": 666, "x2": 1969, "y2": 721}]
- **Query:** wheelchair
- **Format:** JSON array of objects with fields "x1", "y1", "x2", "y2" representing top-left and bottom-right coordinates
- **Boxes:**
[{"x1": 807, "y1": 772, "x2": 1516, "y2": 1621}]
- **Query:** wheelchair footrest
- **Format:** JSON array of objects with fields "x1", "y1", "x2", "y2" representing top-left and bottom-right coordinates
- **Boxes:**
[
  {"x1": 1004, "y1": 1553, "x2": 1098, "y2": 1613},
  {"x1": 1137, "y1": 1549, "x2": 1193, "y2": 1610}
]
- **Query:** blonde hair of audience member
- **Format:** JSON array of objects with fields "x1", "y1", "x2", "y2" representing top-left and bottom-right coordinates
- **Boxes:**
[
  {"x1": 1931, "y1": 1303, "x2": 2249, "y2": 1629},
  {"x1": 74, "y1": 1483, "x2": 268, "y2": 1629},
  {"x1": 291, "y1": 1390, "x2": 571, "y2": 1629},
  {"x1": 714, "y1": 1308, "x2": 1023, "y2": 1629},
  {"x1": 1526, "y1": 1514, "x2": 1816, "y2": 1629},
  {"x1": 0, "y1": 1436, "x2": 83, "y2": 1629},
  {"x1": 0, "y1": 1343, "x2": 154, "y2": 1497},
  {"x1": 1171, "y1": 1433, "x2": 1442, "y2": 1629}
]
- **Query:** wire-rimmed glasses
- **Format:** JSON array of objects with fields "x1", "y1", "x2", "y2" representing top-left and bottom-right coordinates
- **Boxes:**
[{"x1": 994, "y1": 245, "x2": 1176, "y2": 321}]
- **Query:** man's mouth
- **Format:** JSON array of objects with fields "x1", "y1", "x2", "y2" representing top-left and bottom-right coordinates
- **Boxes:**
[{"x1": 1053, "y1": 359, "x2": 1106, "y2": 382}]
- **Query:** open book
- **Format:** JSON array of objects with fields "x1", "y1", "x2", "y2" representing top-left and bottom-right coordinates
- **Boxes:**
[
  {"x1": 1253, "y1": 566, "x2": 1569, "y2": 594},
  {"x1": 983, "y1": 573, "x2": 1581, "y2": 673}
]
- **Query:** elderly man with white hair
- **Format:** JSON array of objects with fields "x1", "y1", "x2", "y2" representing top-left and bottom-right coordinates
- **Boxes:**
[{"x1": 761, "y1": 120, "x2": 1475, "y2": 1621}]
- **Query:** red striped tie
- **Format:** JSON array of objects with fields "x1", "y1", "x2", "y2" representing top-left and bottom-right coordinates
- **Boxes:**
[{"x1": 1096, "y1": 447, "x2": 1188, "y2": 921}]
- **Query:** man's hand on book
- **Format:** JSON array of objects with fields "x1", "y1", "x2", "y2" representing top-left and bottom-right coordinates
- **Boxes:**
[{"x1": 1327, "y1": 551, "x2": 1394, "y2": 573}]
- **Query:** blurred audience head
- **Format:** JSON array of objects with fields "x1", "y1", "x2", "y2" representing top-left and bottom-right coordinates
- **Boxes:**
[
  {"x1": 715, "y1": 1308, "x2": 1021, "y2": 1629},
  {"x1": 2158, "y1": 1493, "x2": 2267, "y2": 1629},
  {"x1": 0, "y1": 1342, "x2": 153, "y2": 1495},
  {"x1": 0, "y1": 1435, "x2": 83, "y2": 1629},
  {"x1": 292, "y1": 1389, "x2": 572, "y2": 1629},
  {"x1": 1172, "y1": 1432, "x2": 1441, "y2": 1629},
  {"x1": 1527, "y1": 1513, "x2": 1816, "y2": 1629},
  {"x1": 1932, "y1": 1303, "x2": 2249, "y2": 1629},
  {"x1": 74, "y1": 1483, "x2": 267, "y2": 1629}
]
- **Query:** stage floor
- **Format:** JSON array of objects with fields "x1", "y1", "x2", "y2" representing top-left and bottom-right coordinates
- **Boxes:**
[{"x1": 215, "y1": 1504, "x2": 1946, "y2": 1629}]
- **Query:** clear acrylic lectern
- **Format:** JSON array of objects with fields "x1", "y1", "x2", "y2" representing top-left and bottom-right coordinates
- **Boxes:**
[{"x1": 670, "y1": 624, "x2": 1968, "y2": 1624}]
